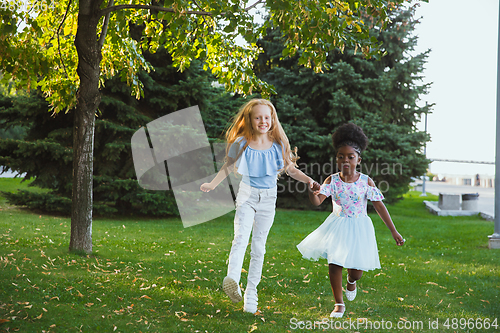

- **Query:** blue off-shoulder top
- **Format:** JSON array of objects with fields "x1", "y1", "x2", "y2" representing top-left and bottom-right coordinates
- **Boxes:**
[{"x1": 228, "y1": 137, "x2": 285, "y2": 189}]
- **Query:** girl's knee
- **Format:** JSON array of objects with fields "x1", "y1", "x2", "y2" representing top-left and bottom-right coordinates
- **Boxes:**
[
  {"x1": 348, "y1": 269, "x2": 363, "y2": 281},
  {"x1": 328, "y1": 264, "x2": 343, "y2": 274}
]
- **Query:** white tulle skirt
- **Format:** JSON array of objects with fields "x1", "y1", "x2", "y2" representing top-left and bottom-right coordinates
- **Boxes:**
[{"x1": 297, "y1": 213, "x2": 381, "y2": 271}]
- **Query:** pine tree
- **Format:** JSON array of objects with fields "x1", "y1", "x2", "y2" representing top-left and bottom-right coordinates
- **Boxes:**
[
  {"x1": 1, "y1": 4, "x2": 430, "y2": 214},
  {"x1": 0, "y1": 48, "x2": 240, "y2": 216},
  {"x1": 254, "y1": 4, "x2": 430, "y2": 208}
]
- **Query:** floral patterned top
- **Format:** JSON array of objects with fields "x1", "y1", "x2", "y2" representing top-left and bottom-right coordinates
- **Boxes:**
[{"x1": 319, "y1": 173, "x2": 384, "y2": 218}]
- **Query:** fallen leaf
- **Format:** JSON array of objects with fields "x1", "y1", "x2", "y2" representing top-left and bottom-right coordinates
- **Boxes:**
[
  {"x1": 36, "y1": 313, "x2": 43, "y2": 320},
  {"x1": 0, "y1": 319, "x2": 9, "y2": 323},
  {"x1": 249, "y1": 323, "x2": 258, "y2": 333},
  {"x1": 175, "y1": 311, "x2": 187, "y2": 318},
  {"x1": 140, "y1": 295, "x2": 152, "y2": 300}
]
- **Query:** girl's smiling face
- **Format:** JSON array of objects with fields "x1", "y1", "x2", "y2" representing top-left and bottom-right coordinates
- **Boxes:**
[
  {"x1": 250, "y1": 104, "x2": 273, "y2": 135},
  {"x1": 336, "y1": 145, "x2": 361, "y2": 174}
]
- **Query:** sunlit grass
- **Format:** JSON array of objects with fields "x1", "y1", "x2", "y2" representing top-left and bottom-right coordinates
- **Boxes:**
[{"x1": 0, "y1": 179, "x2": 498, "y2": 332}]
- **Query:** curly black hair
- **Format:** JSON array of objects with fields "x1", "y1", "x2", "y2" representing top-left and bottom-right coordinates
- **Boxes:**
[{"x1": 331, "y1": 123, "x2": 369, "y2": 154}]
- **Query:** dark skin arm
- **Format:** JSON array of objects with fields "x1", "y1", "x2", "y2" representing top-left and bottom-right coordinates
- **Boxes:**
[
  {"x1": 368, "y1": 177, "x2": 405, "y2": 246},
  {"x1": 308, "y1": 175, "x2": 330, "y2": 206}
]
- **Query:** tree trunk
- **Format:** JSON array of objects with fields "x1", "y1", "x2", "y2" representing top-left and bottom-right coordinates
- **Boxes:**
[{"x1": 69, "y1": 0, "x2": 104, "y2": 254}]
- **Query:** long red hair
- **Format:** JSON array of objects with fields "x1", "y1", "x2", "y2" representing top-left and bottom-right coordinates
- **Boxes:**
[{"x1": 225, "y1": 99, "x2": 298, "y2": 175}]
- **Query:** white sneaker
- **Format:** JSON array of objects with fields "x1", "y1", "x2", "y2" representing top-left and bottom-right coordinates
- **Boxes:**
[
  {"x1": 243, "y1": 292, "x2": 258, "y2": 314},
  {"x1": 222, "y1": 276, "x2": 242, "y2": 303}
]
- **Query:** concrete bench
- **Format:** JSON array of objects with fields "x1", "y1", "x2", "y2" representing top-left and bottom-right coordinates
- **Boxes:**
[{"x1": 438, "y1": 193, "x2": 460, "y2": 210}]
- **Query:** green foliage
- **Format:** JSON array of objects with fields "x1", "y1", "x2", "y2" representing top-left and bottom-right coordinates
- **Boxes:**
[
  {"x1": 0, "y1": 2, "x2": 431, "y2": 216},
  {"x1": 1, "y1": 0, "x2": 404, "y2": 109},
  {"x1": 0, "y1": 91, "x2": 26, "y2": 140},
  {"x1": 0, "y1": 126, "x2": 26, "y2": 140},
  {"x1": 254, "y1": 4, "x2": 430, "y2": 208},
  {"x1": 2, "y1": 0, "x2": 423, "y2": 255},
  {"x1": 3, "y1": 190, "x2": 72, "y2": 214},
  {"x1": 0, "y1": 48, "x2": 240, "y2": 216}
]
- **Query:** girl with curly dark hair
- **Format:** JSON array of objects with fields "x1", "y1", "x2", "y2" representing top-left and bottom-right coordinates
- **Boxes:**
[{"x1": 297, "y1": 123, "x2": 405, "y2": 318}]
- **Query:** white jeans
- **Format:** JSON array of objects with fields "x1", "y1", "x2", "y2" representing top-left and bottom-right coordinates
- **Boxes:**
[{"x1": 227, "y1": 181, "x2": 277, "y2": 295}]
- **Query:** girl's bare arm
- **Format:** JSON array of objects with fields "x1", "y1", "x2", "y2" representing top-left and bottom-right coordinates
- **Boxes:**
[
  {"x1": 200, "y1": 161, "x2": 234, "y2": 192},
  {"x1": 308, "y1": 175, "x2": 331, "y2": 206},
  {"x1": 367, "y1": 178, "x2": 404, "y2": 246},
  {"x1": 287, "y1": 165, "x2": 315, "y2": 186}
]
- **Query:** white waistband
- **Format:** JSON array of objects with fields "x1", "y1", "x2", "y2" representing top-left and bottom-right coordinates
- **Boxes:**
[{"x1": 239, "y1": 181, "x2": 277, "y2": 194}]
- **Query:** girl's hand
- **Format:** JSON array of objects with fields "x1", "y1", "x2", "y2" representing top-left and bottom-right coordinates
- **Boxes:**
[
  {"x1": 392, "y1": 230, "x2": 405, "y2": 246},
  {"x1": 309, "y1": 180, "x2": 321, "y2": 194},
  {"x1": 200, "y1": 183, "x2": 215, "y2": 192}
]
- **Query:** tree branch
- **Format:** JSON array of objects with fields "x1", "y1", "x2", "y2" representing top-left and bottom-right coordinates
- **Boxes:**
[
  {"x1": 98, "y1": 1, "x2": 263, "y2": 19},
  {"x1": 192, "y1": 0, "x2": 210, "y2": 30},
  {"x1": 244, "y1": 0, "x2": 265, "y2": 12},
  {"x1": 98, "y1": 0, "x2": 113, "y2": 49},
  {"x1": 98, "y1": 4, "x2": 211, "y2": 18},
  {"x1": 56, "y1": 0, "x2": 73, "y2": 79}
]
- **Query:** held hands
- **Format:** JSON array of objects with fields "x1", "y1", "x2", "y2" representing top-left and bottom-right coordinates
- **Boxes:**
[
  {"x1": 200, "y1": 183, "x2": 215, "y2": 192},
  {"x1": 392, "y1": 230, "x2": 405, "y2": 246},
  {"x1": 203, "y1": 179, "x2": 320, "y2": 193},
  {"x1": 309, "y1": 179, "x2": 321, "y2": 195}
]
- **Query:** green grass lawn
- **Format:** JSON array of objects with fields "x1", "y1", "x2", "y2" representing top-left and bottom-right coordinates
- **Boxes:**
[{"x1": 0, "y1": 178, "x2": 498, "y2": 332}]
